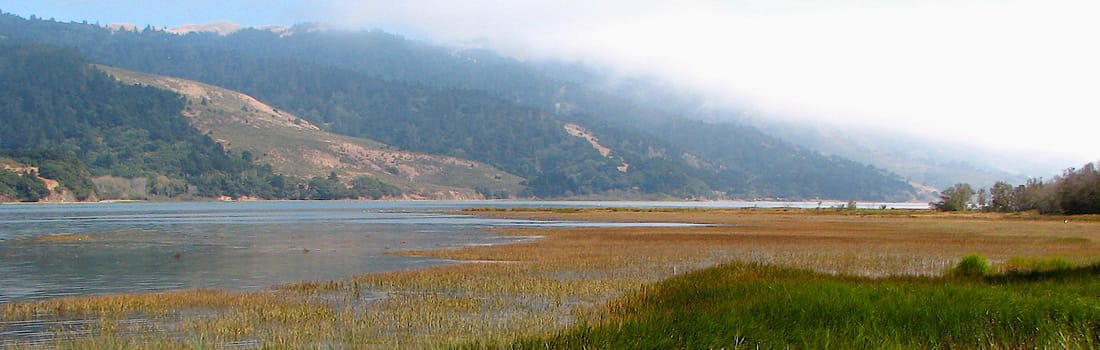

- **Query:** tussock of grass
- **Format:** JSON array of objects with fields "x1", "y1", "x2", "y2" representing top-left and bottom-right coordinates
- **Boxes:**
[{"x1": 948, "y1": 253, "x2": 992, "y2": 277}]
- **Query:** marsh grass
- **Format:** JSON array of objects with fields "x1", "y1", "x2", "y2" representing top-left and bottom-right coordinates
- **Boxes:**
[
  {"x1": 1001, "y1": 256, "x2": 1075, "y2": 273},
  {"x1": 10, "y1": 231, "x2": 157, "y2": 245},
  {"x1": 3, "y1": 209, "x2": 1099, "y2": 348},
  {"x1": 513, "y1": 262, "x2": 1100, "y2": 349},
  {"x1": 25, "y1": 234, "x2": 95, "y2": 243}
]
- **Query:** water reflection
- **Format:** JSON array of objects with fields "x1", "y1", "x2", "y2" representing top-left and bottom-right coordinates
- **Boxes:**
[
  {"x1": 0, "y1": 200, "x2": 920, "y2": 303},
  {"x1": 0, "y1": 201, "x2": 709, "y2": 303}
]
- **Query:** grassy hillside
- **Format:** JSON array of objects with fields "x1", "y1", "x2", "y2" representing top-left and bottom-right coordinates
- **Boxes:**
[{"x1": 99, "y1": 66, "x2": 524, "y2": 199}]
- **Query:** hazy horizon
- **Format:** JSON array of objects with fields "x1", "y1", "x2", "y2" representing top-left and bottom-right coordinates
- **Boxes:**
[{"x1": 2, "y1": 0, "x2": 1096, "y2": 178}]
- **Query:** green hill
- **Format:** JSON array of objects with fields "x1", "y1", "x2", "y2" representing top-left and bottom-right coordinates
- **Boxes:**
[
  {"x1": 0, "y1": 44, "x2": 519, "y2": 201},
  {"x1": 0, "y1": 44, "x2": 281, "y2": 201}
]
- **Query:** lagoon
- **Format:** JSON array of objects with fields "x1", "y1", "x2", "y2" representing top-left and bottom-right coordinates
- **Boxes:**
[{"x1": 0, "y1": 200, "x2": 923, "y2": 303}]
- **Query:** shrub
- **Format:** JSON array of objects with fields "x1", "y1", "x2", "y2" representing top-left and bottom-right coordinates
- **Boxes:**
[{"x1": 948, "y1": 254, "x2": 990, "y2": 277}]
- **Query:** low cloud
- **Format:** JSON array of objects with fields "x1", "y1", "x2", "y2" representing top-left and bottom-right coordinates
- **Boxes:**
[
  {"x1": 320, "y1": 0, "x2": 1100, "y2": 166},
  {"x1": 8, "y1": 0, "x2": 1093, "y2": 168}
]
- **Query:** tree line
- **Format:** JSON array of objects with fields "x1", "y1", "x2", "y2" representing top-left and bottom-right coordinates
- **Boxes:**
[{"x1": 932, "y1": 162, "x2": 1100, "y2": 215}]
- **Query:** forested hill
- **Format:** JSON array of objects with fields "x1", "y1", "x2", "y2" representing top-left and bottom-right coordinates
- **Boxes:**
[
  {"x1": 0, "y1": 13, "x2": 919, "y2": 200},
  {"x1": 0, "y1": 44, "x2": 288, "y2": 201},
  {"x1": 0, "y1": 44, "x2": 446, "y2": 201}
]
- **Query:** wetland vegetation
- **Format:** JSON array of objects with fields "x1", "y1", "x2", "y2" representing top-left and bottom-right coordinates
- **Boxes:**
[
  {"x1": 511, "y1": 260, "x2": 1100, "y2": 349},
  {"x1": 2, "y1": 208, "x2": 1098, "y2": 348}
]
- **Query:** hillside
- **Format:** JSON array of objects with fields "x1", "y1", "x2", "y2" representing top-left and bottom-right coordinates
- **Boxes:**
[
  {"x1": 0, "y1": 13, "x2": 921, "y2": 201},
  {"x1": 0, "y1": 157, "x2": 57, "y2": 202},
  {"x1": 0, "y1": 43, "x2": 286, "y2": 201},
  {"x1": 753, "y1": 120, "x2": 1030, "y2": 190},
  {"x1": 528, "y1": 63, "x2": 1015, "y2": 197},
  {"x1": 98, "y1": 66, "x2": 523, "y2": 199}
]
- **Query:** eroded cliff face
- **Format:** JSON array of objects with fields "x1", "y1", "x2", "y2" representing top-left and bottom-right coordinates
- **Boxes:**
[
  {"x1": 563, "y1": 123, "x2": 630, "y2": 172},
  {"x1": 0, "y1": 163, "x2": 92, "y2": 203},
  {"x1": 400, "y1": 189, "x2": 486, "y2": 201}
]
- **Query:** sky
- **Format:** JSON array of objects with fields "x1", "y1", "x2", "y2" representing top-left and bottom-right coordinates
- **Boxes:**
[{"x1": 2, "y1": 0, "x2": 1098, "y2": 171}]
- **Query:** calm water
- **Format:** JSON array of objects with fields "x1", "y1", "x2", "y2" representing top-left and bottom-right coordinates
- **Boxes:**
[{"x1": 0, "y1": 200, "x2": 924, "y2": 303}]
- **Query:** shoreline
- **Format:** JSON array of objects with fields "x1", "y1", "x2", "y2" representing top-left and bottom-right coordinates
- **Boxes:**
[{"x1": 0, "y1": 198, "x2": 932, "y2": 210}]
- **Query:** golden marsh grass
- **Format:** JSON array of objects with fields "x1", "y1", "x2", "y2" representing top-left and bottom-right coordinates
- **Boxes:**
[
  {"x1": 2, "y1": 208, "x2": 1098, "y2": 348},
  {"x1": 23, "y1": 233, "x2": 95, "y2": 243}
]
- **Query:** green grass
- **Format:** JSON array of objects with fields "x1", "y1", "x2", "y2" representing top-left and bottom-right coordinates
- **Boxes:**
[
  {"x1": 948, "y1": 253, "x2": 992, "y2": 277},
  {"x1": 1001, "y1": 256, "x2": 1076, "y2": 273},
  {"x1": 508, "y1": 261, "x2": 1100, "y2": 349}
]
